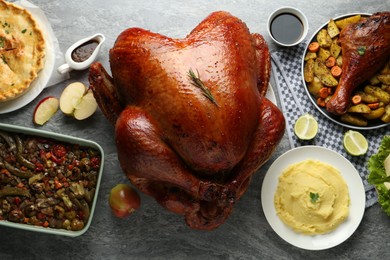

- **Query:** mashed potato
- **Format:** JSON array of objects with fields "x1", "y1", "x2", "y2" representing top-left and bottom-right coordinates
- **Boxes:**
[{"x1": 274, "y1": 159, "x2": 350, "y2": 235}]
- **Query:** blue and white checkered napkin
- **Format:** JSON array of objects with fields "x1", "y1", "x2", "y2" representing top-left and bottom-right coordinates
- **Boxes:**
[{"x1": 271, "y1": 42, "x2": 389, "y2": 207}]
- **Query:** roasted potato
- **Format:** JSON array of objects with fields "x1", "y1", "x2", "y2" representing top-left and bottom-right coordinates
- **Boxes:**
[
  {"x1": 308, "y1": 76, "x2": 323, "y2": 97},
  {"x1": 364, "y1": 85, "x2": 390, "y2": 104},
  {"x1": 318, "y1": 48, "x2": 331, "y2": 61},
  {"x1": 378, "y1": 74, "x2": 390, "y2": 85},
  {"x1": 304, "y1": 51, "x2": 317, "y2": 61},
  {"x1": 369, "y1": 75, "x2": 381, "y2": 85},
  {"x1": 335, "y1": 15, "x2": 361, "y2": 29},
  {"x1": 355, "y1": 91, "x2": 379, "y2": 103},
  {"x1": 327, "y1": 19, "x2": 340, "y2": 38},
  {"x1": 304, "y1": 59, "x2": 315, "y2": 83},
  {"x1": 340, "y1": 113, "x2": 367, "y2": 126},
  {"x1": 347, "y1": 104, "x2": 371, "y2": 114},
  {"x1": 363, "y1": 107, "x2": 386, "y2": 120},
  {"x1": 336, "y1": 55, "x2": 342, "y2": 67},
  {"x1": 314, "y1": 59, "x2": 338, "y2": 87},
  {"x1": 330, "y1": 42, "x2": 341, "y2": 58},
  {"x1": 316, "y1": 29, "x2": 332, "y2": 48},
  {"x1": 381, "y1": 104, "x2": 390, "y2": 123},
  {"x1": 383, "y1": 85, "x2": 390, "y2": 94}
]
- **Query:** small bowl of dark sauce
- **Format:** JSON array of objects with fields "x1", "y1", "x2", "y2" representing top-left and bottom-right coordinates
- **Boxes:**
[
  {"x1": 268, "y1": 7, "x2": 308, "y2": 47},
  {"x1": 57, "y1": 33, "x2": 105, "y2": 74}
]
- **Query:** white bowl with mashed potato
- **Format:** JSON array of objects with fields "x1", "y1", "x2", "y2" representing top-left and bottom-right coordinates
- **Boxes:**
[
  {"x1": 261, "y1": 146, "x2": 365, "y2": 250},
  {"x1": 274, "y1": 159, "x2": 350, "y2": 235}
]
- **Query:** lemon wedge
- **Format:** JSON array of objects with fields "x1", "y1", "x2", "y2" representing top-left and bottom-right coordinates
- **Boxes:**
[
  {"x1": 294, "y1": 113, "x2": 318, "y2": 140},
  {"x1": 343, "y1": 130, "x2": 368, "y2": 156}
]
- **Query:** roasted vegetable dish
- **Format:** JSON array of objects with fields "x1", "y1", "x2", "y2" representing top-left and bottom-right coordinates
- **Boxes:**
[
  {"x1": 0, "y1": 130, "x2": 101, "y2": 231},
  {"x1": 303, "y1": 14, "x2": 390, "y2": 127}
]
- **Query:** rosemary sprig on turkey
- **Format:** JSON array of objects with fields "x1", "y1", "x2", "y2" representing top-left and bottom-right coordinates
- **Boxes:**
[{"x1": 187, "y1": 68, "x2": 218, "y2": 106}]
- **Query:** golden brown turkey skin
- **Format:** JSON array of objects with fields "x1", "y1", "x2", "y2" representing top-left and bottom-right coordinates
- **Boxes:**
[
  {"x1": 89, "y1": 11, "x2": 285, "y2": 230},
  {"x1": 326, "y1": 12, "x2": 390, "y2": 115}
]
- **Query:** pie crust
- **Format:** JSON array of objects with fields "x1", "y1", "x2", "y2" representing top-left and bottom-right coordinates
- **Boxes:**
[{"x1": 0, "y1": 0, "x2": 46, "y2": 102}]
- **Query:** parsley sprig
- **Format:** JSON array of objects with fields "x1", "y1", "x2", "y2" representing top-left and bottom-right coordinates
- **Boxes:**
[{"x1": 310, "y1": 192, "x2": 320, "y2": 203}]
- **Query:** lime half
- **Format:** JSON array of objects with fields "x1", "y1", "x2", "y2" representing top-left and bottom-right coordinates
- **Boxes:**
[
  {"x1": 343, "y1": 130, "x2": 368, "y2": 156},
  {"x1": 294, "y1": 113, "x2": 318, "y2": 140}
]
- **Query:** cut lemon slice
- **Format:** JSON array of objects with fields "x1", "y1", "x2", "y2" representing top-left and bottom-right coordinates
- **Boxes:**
[
  {"x1": 294, "y1": 113, "x2": 318, "y2": 140},
  {"x1": 343, "y1": 130, "x2": 368, "y2": 156}
]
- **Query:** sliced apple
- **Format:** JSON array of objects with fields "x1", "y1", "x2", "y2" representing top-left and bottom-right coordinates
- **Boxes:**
[
  {"x1": 33, "y1": 96, "x2": 59, "y2": 125},
  {"x1": 73, "y1": 89, "x2": 98, "y2": 120},
  {"x1": 60, "y1": 82, "x2": 87, "y2": 115},
  {"x1": 59, "y1": 82, "x2": 98, "y2": 120}
]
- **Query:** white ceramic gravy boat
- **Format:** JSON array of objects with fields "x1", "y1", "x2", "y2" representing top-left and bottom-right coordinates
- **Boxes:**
[{"x1": 57, "y1": 33, "x2": 105, "y2": 74}]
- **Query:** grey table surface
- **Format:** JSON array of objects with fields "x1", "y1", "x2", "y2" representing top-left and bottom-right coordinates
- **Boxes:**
[{"x1": 1, "y1": 0, "x2": 389, "y2": 259}]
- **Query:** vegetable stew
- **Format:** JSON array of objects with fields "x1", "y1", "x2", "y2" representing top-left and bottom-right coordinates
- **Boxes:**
[{"x1": 0, "y1": 129, "x2": 101, "y2": 231}]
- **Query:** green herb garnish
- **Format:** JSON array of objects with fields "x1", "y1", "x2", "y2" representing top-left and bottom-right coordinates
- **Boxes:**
[
  {"x1": 310, "y1": 192, "x2": 320, "y2": 203},
  {"x1": 187, "y1": 68, "x2": 218, "y2": 106},
  {"x1": 21, "y1": 29, "x2": 27, "y2": 34},
  {"x1": 357, "y1": 46, "x2": 366, "y2": 56}
]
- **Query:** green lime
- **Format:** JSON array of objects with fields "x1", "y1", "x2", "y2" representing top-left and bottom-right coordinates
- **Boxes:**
[
  {"x1": 294, "y1": 113, "x2": 318, "y2": 140},
  {"x1": 343, "y1": 130, "x2": 368, "y2": 156}
]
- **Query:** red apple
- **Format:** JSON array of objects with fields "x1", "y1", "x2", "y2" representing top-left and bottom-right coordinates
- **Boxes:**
[
  {"x1": 59, "y1": 82, "x2": 97, "y2": 120},
  {"x1": 33, "y1": 96, "x2": 59, "y2": 125},
  {"x1": 109, "y1": 184, "x2": 140, "y2": 218}
]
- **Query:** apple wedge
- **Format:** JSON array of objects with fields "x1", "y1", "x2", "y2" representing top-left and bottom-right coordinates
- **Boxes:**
[
  {"x1": 60, "y1": 82, "x2": 98, "y2": 120},
  {"x1": 73, "y1": 89, "x2": 98, "y2": 120},
  {"x1": 33, "y1": 96, "x2": 59, "y2": 125},
  {"x1": 60, "y1": 82, "x2": 87, "y2": 115}
]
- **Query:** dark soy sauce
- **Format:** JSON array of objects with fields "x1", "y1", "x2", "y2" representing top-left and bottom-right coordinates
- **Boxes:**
[
  {"x1": 71, "y1": 40, "x2": 99, "y2": 63},
  {"x1": 271, "y1": 13, "x2": 303, "y2": 44}
]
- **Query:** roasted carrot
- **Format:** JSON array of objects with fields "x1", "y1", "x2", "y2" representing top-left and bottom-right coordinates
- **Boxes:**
[
  {"x1": 367, "y1": 102, "x2": 380, "y2": 109},
  {"x1": 325, "y1": 56, "x2": 336, "y2": 68},
  {"x1": 0, "y1": 169, "x2": 11, "y2": 177},
  {"x1": 319, "y1": 87, "x2": 329, "y2": 99},
  {"x1": 308, "y1": 42, "x2": 320, "y2": 52},
  {"x1": 331, "y1": 65, "x2": 342, "y2": 77},
  {"x1": 317, "y1": 97, "x2": 326, "y2": 107},
  {"x1": 351, "y1": 95, "x2": 362, "y2": 105}
]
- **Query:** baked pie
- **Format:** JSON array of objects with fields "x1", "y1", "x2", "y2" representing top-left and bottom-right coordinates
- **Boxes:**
[{"x1": 0, "y1": 0, "x2": 46, "y2": 102}]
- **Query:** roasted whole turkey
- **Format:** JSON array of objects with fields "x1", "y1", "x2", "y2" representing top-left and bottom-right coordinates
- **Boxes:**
[{"x1": 89, "y1": 11, "x2": 285, "y2": 230}]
